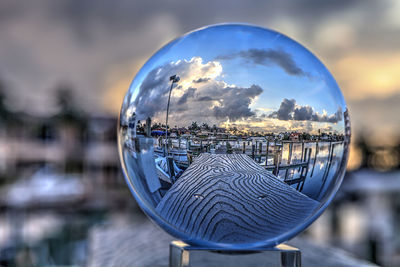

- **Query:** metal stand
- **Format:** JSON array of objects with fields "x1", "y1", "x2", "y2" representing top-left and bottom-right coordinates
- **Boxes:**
[{"x1": 170, "y1": 241, "x2": 301, "y2": 267}]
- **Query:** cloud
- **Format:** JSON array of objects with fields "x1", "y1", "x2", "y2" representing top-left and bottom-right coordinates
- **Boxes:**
[
  {"x1": 177, "y1": 87, "x2": 196, "y2": 105},
  {"x1": 293, "y1": 105, "x2": 314, "y2": 121},
  {"x1": 212, "y1": 85, "x2": 263, "y2": 121},
  {"x1": 316, "y1": 108, "x2": 343, "y2": 123},
  {"x1": 193, "y1": 77, "x2": 211, "y2": 83},
  {"x1": 133, "y1": 57, "x2": 222, "y2": 120},
  {"x1": 216, "y1": 49, "x2": 306, "y2": 76},
  {"x1": 133, "y1": 57, "x2": 263, "y2": 125},
  {"x1": 274, "y1": 98, "x2": 297, "y2": 120},
  {"x1": 269, "y1": 98, "x2": 343, "y2": 123},
  {"x1": 220, "y1": 113, "x2": 339, "y2": 135},
  {"x1": 349, "y1": 92, "x2": 400, "y2": 141},
  {"x1": 335, "y1": 53, "x2": 400, "y2": 101},
  {"x1": 197, "y1": 96, "x2": 213, "y2": 101}
]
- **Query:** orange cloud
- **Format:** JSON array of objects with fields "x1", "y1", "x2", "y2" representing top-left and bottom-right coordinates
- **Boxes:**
[
  {"x1": 334, "y1": 53, "x2": 400, "y2": 100},
  {"x1": 102, "y1": 58, "x2": 147, "y2": 114}
]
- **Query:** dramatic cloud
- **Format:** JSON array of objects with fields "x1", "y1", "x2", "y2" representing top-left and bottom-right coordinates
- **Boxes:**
[
  {"x1": 132, "y1": 57, "x2": 263, "y2": 125},
  {"x1": 216, "y1": 49, "x2": 306, "y2": 76},
  {"x1": 274, "y1": 98, "x2": 296, "y2": 120},
  {"x1": 269, "y1": 98, "x2": 343, "y2": 123},
  {"x1": 132, "y1": 57, "x2": 222, "y2": 120},
  {"x1": 293, "y1": 105, "x2": 314, "y2": 121},
  {"x1": 177, "y1": 87, "x2": 196, "y2": 105},
  {"x1": 212, "y1": 85, "x2": 263, "y2": 121}
]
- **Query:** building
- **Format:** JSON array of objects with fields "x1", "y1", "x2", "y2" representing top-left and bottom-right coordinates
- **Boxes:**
[{"x1": 290, "y1": 132, "x2": 301, "y2": 142}]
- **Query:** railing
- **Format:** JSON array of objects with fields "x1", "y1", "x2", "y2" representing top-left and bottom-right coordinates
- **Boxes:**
[{"x1": 157, "y1": 138, "x2": 343, "y2": 191}]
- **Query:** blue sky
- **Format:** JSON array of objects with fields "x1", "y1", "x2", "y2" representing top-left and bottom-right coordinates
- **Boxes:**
[
  {"x1": 136, "y1": 24, "x2": 344, "y2": 111},
  {"x1": 127, "y1": 24, "x2": 345, "y2": 133}
]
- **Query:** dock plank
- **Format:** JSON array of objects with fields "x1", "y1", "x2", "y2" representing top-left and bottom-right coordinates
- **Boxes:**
[{"x1": 156, "y1": 154, "x2": 320, "y2": 244}]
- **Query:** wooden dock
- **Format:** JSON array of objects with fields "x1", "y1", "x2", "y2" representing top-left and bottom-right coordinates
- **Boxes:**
[{"x1": 156, "y1": 154, "x2": 320, "y2": 244}]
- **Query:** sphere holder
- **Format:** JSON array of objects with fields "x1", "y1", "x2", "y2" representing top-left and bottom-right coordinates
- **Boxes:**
[{"x1": 170, "y1": 241, "x2": 301, "y2": 267}]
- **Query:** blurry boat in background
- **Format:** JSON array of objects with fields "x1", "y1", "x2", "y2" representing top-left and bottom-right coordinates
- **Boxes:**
[{"x1": 0, "y1": 166, "x2": 86, "y2": 208}]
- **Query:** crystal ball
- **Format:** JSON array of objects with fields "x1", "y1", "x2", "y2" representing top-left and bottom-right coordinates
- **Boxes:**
[{"x1": 118, "y1": 24, "x2": 350, "y2": 249}]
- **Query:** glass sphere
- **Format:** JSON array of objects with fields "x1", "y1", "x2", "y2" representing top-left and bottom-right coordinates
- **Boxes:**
[{"x1": 118, "y1": 24, "x2": 350, "y2": 249}]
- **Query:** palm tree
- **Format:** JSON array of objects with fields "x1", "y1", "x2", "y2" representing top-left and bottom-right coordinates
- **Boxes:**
[
  {"x1": 201, "y1": 122, "x2": 210, "y2": 131},
  {"x1": 189, "y1": 121, "x2": 199, "y2": 131}
]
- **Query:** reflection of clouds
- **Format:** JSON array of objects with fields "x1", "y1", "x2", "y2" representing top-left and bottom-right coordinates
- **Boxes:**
[
  {"x1": 177, "y1": 87, "x2": 196, "y2": 105},
  {"x1": 132, "y1": 55, "x2": 342, "y2": 134},
  {"x1": 192, "y1": 77, "x2": 211, "y2": 83},
  {"x1": 269, "y1": 98, "x2": 343, "y2": 123},
  {"x1": 134, "y1": 57, "x2": 263, "y2": 125},
  {"x1": 216, "y1": 48, "x2": 307, "y2": 76},
  {"x1": 133, "y1": 57, "x2": 222, "y2": 120},
  {"x1": 171, "y1": 81, "x2": 263, "y2": 124},
  {"x1": 212, "y1": 85, "x2": 263, "y2": 120}
]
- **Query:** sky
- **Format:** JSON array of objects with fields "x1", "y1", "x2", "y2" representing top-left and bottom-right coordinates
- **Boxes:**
[
  {"x1": 124, "y1": 24, "x2": 346, "y2": 134},
  {"x1": 1, "y1": 0, "x2": 400, "y2": 143}
]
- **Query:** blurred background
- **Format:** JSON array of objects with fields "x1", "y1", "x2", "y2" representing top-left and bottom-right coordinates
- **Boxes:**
[{"x1": 0, "y1": 0, "x2": 399, "y2": 266}]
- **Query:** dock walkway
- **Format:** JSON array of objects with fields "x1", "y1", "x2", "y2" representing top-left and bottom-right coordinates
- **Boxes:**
[{"x1": 156, "y1": 154, "x2": 320, "y2": 244}]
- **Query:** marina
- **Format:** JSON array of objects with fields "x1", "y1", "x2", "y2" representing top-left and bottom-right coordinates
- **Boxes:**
[
  {"x1": 129, "y1": 131, "x2": 346, "y2": 202},
  {"x1": 124, "y1": 134, "x2": 345, "y2": 243}
]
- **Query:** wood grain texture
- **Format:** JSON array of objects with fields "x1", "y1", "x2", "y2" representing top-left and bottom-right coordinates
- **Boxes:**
[{"x1": 156, "y1": 154, "x2": 320, "y2": 244}]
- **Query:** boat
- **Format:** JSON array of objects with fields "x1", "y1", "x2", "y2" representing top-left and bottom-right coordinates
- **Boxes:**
[
  {"x1": 154, "y1": 147, "x2": 190, "y2": 168},
  {"x1": 154, "y1": 155, "x2": 183, "y2": 183}
]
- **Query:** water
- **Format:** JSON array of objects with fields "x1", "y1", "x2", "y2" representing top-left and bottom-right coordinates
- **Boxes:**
[
  {"x1": 277, "y1": 142, "x2": 345, "y2": 201},
  {"x1": 302, "y1": 142, "x2": 344, "y2": 200}
]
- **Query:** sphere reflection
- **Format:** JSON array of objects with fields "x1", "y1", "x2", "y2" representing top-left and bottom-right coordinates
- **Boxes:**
[{"x1": 118, "y1": 24, "x2": 350, "y2": 249}]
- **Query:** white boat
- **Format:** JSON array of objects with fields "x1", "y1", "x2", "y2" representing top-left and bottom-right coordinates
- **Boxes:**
[
  {"x1": 154, "y1": 155, "x2": 182, "y2": 183},
  {"x1": 154, "y1": 147, "x2": 189, "y2": 167}
]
